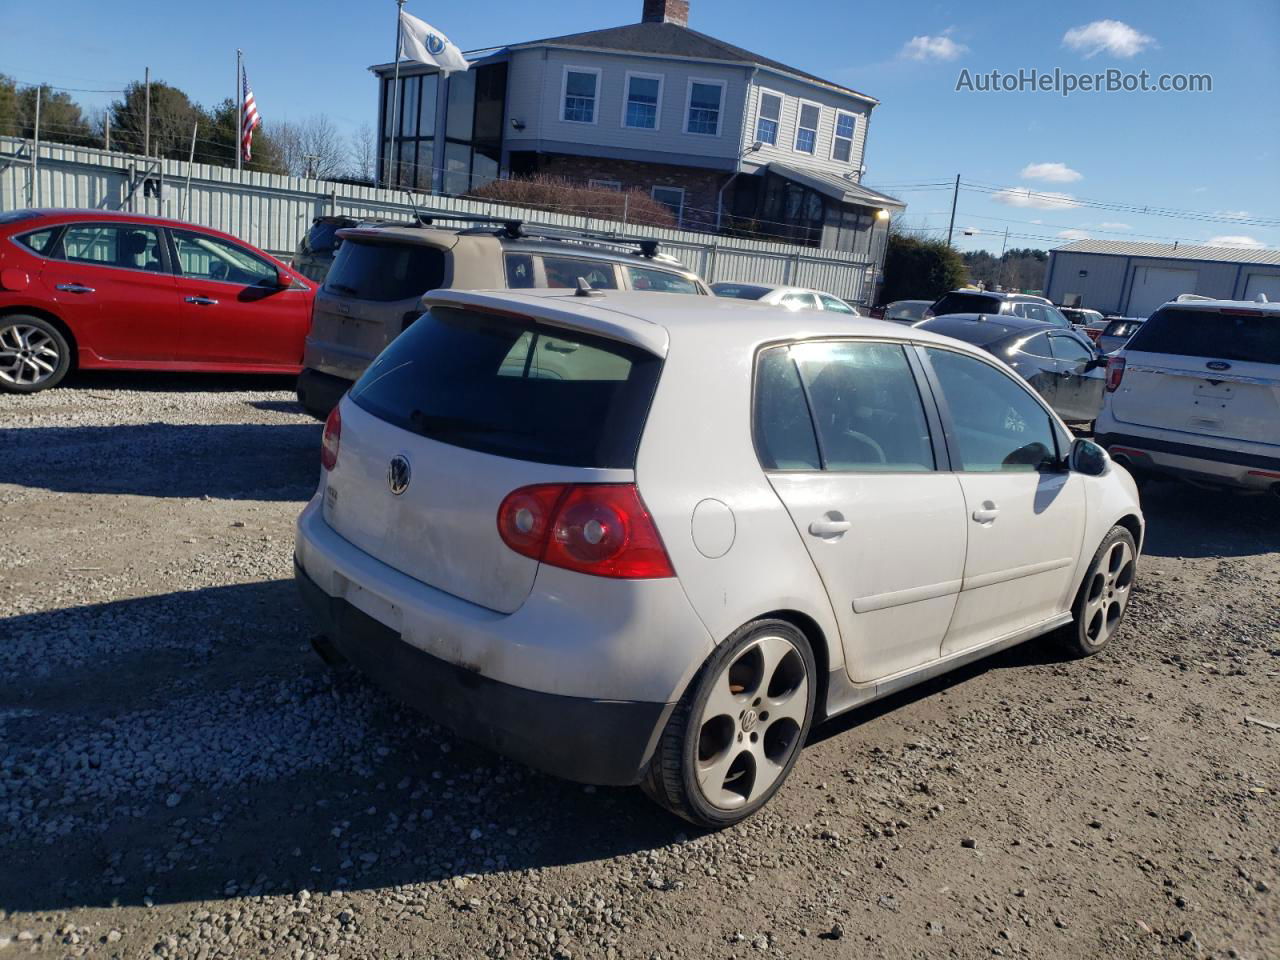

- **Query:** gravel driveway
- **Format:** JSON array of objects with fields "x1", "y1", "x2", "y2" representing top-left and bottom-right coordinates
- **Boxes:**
[{"x1": 1, "y1": 373, "x2": 1277, "y2": 959}]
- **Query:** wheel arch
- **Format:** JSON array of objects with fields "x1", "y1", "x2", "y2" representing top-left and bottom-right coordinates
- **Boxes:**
[
  {"x1": 0, "y1": 305, "x2": 79, "y2": 369},
  {"x1": 754, "y1": 608, "x2": 833, "y2": 721},
  {"x1": 1114, "y1": 512, "x2": 1144, "y2": 553}
]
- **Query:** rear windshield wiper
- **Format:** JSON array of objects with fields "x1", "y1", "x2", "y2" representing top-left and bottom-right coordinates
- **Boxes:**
[{"x1": 327, "y1": 283, "x2": 358, "y2": 295}]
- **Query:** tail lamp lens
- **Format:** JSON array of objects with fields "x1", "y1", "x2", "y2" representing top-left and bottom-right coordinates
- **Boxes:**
[
  {"x1": 321, "y1": 405, "x2": 342, "y2": 470},
  {"x1": 497, "y1": 483, "x2": 674, "y2": 579},
  {"x1": 1104, "y1": 356, "x2": 1126, "y2": 393}
]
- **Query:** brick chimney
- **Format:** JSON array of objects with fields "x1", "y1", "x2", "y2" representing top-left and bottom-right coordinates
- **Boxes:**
[{"x1": 642, "y1": 0, "x2": 689, "y2": 26}]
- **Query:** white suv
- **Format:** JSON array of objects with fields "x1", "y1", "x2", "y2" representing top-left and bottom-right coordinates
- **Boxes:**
[
  {"x1": 294, "y1": 288, "x2": 1144, "y2": 827},
  {"x1": 1096, "y1": 297, "x2": 1280, "y2": 493}
]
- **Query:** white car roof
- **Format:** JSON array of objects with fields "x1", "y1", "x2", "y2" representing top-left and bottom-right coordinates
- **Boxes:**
[
  {"x1": 424, "y1": 288, "x2": 969, "y2": 358},
  {"x1": 1157, "y1": 297, "x2": 1280, "y2": 314}
]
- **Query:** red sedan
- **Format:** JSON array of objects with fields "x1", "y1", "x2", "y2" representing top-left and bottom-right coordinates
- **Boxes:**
[{"x1": 0, "y1": 209, "x2": 314, "y2": 393}]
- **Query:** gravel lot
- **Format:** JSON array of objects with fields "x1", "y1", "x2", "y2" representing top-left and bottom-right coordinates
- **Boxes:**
[{"x1": 1, "y1": 372, "x2": 1277, "y2": 960}]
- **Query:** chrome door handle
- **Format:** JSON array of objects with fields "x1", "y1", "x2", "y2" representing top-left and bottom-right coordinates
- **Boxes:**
[
  {"x1": 972, "y1": 506, "x2": 1000, "y2": 523},
  {"x1": 55, "y1": 283, "x2": 95, "y2": 294},
  {"x1": 808, "y1": 518, "x2": 851, "y2": 538},
  {"x1": 185, "y1": 296, "x2": 219, "y2": 306}
]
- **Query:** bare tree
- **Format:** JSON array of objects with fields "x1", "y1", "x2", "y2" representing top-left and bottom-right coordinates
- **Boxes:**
[
  {"x1": 271, "y1": 115, "x2": 345, "y2": 179},
  {"x1": 347, "y1": 122, "x2": 375, "y2": 182}
]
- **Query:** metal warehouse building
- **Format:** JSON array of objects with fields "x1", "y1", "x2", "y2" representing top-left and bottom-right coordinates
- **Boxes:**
[{"x1": 1044, "y1": 239, "x2": 1280, "y2": 317}]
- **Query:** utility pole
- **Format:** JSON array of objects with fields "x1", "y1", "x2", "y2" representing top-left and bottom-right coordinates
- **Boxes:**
[
  {"x1": 183, "y1": 122, "x2": 197, "y2": 220},
  {"x1": 995, "y1": 226, "x2": 1010, "y2": 289},
  {"x1": 31, "y1": 87, "x2": 41, "y2": 208},
  {"x1": 104, "y1": 113, "x2": 111, "y2": 152},
  {"x1": 946, "y1": 173, "x2": 960, "y2": 246},
  {"x1": 143, "y1": 67, "x2": 151, "y2": 159}
]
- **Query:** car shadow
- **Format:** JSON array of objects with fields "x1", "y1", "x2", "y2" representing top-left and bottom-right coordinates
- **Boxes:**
[
  {"x1": 0, "y1": 422, "x2": 319, "y2": 501},
  {"x1": 57, "y1": 370, "x2": 299, "y2": 394},
  {"x1": 1138, "y1": 478, "x2": 1280, "y2": 559},
  {"x1": 0, "y1": 581, "x2": 685, "y2": 913}
]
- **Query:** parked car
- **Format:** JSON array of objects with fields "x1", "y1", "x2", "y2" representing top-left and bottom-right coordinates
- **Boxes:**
[
  {"x1": 1058, "y1": 306, "x2": 1106, "y2": 330},
  {"x1": 913, "y1": 313, "x2": 1107, "y2": 423},
  {"x1": 1096, "y1": 317, "x2": 1145, "y2": 354},
  {"x1": 928, "y1": 290, "x2": 1072, "y2": 328},
  {"x1": 1096, "y1": 297, "x2": 1280, "y2": 492},
  {"x1": 711, "y1": 282, "x2": 861, "y2": 315},
  {"x1": 881, "y1": 299, "x2": 933, "y2": 324},
  {"x1": 291, "y1": 215, "x2": 361, "y2": 283},
  {"x1": 298, "y1": 221, "x2": 710, "y2": 419},
  {"x1": 0, "y1": 209, "x2": 312, "y2": 393},
  {"x1": 295, "y1": 287, "x2": 1144, "y2": 828}
]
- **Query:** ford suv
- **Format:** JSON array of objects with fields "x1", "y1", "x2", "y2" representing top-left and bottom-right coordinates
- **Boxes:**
[
  {"x1": 296, "y1": 221, "x2": 710, "y2": 418},
  {"x1": 1096, "y1": 297, "x2": 1280, "y2": 493}
]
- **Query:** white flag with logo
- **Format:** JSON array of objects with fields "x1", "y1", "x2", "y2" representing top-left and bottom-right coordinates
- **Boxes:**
[{"x1": 399, "y1": 10, "x2": 471, "y2": 75}]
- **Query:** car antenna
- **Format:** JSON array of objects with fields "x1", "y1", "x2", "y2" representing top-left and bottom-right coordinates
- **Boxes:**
[
  {"x1": 575, "y1": 278, "x2": 605, "y2": 298},
  {"x1": 403, "y1": 190, "x2": 432, "y2": 227}
]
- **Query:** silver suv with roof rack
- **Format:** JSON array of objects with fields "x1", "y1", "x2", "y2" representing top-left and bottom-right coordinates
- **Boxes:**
[{"x1": 296, "y1": 213, "x2": 710, "y2": 419}]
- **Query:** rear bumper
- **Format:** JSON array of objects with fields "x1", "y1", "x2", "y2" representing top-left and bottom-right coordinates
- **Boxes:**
[
  {"x1": 295, "y1": 559, "x2": 670, "y2": 785},
  {"x1": 1097, "y1": 430, "x2": 1280, "y2": 490},
  {"x1": 296, "y1": 368, "x2": 352, "y2": 420}
]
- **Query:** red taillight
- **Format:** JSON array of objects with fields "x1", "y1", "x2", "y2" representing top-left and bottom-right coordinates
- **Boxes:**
[
  {"x1": 1105, "y1": 356, "x2": 1126, "y2": 393},
  {"x1": 1085, "y1": 328, "x2": 1103, "y2": 342},
  {"x1": 321, "y1": 405, "x2": 342, "y2": 470},
  {"x1": 496, "y1": 483, "x2": 674, "y2": 579}
]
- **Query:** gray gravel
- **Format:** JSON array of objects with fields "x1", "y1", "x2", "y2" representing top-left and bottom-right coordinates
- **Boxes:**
[{"x1": 0, "y1": 371, "x2": 1277, "y2": 959}]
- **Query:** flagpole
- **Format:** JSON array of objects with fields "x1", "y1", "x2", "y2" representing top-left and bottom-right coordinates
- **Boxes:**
[
  {"x1": 235, "y1": 49, "x2": 243, "y2": 172},
  {"x1": 383, "y1": 0, "x2": 406, "y2": 189}
]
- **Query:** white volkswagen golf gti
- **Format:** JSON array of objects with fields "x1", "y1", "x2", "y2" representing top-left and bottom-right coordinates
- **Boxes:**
[{"x1": 295, "y1": 288, "x2": 1144, "y2": 827}]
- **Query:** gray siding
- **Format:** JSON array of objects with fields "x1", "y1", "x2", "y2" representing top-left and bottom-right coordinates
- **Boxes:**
[
  {"x1": 741, "y1": 74, "x2": 872, "y2": 178},
  {"x1": 1047, "y1": 250, "x2": 1280, "y2": 313},
  {"x1": 505, "y1": 48, "x2": 748, "y2": 164}
]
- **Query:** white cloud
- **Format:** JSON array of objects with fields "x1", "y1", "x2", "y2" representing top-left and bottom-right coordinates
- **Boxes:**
[
  {"x1": 1020, "y1": 162, "x2": 1082, "y2": 183},
  {"x1": 991, "y1": 188, "x2": 1081, "y2": 210},
  {"x1": 901, "y1": 33, "x2": 968, "y2": 61},
  {"x1": 1029, "y1": 218, "x2": 1044, "y2": 225},
  {"x1": 1099, "y1": 222, "x2": 1132, "y2": 230},
  {"x1": 1209, "y1": 235, "x2": 1262, "y2": 248},
  {"x1": 1062, "y1": 20, "x2": 1155, "y2": 58},
  {"x1": 1214, "y1": 210, "x2": 1250, "y2": 220},
  {"x1": 1058, "y1": 229, "x2": 1092, "y2": 241},
  {"x1": 1192, "y1": 186, "x2": 1208, "y2": 193}
]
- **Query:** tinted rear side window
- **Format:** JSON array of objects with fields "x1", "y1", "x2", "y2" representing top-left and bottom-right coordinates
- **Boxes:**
[
  {"x1": 323, "y1": 240, "x2": 446, "y2": 301},
  {"x1": 1125, "y1": 307, "x2": 1280, "y2": 364},
  {"x1": 754, "y1": 347, "x2": 821, "y2": 470},
  {"x1": 350, "y1": 306, "x2": 661, "y2": 468},
  {"x1": 542, "y1": 257, "x2": 618, "y2": 290},
  {"x1": 714, "y1": 284, "x2": 768, "y2": 300},
  {"x1": 931, "y1": 292, "x2": 1002, "y2": 316},
  {"x1": 16, "y1": 228, "x2": 58, "y2": 254}
]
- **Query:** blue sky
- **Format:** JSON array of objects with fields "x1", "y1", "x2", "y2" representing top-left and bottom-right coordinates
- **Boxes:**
[{"x1": 3, "y1": 0, "x2": 1277, "y2": 253}]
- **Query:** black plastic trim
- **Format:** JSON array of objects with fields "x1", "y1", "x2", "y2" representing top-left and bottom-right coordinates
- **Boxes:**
[{"x1": 1096, "y1": 433, "x2": 1280, "y2": 472}]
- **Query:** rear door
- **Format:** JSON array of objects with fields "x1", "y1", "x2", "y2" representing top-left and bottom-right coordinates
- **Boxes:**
[
  {"x1": 1049, "y1": 331, "x2": 1104, "y2": 421},
  {"x1": 756, "y1": 340, "x2": 968, "y2": 683},
  {"x1": 324, "y1": 305, "x2": 662, "y2": 613},
  {"x1": 37, "y1": 221, "x2": 179, "y2": 362},
  {"x1": 170, "y1": 228, "x2": 311, "y2": 367},
  {"x1": 1110, "y1": 306, "x2": 1280, "y2": 445},
  {"x1": 1005, "y1": 332, "x2": 1061, "y2": 411}
]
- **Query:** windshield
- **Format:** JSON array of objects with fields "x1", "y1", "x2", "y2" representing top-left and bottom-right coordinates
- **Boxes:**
[
  {"x1": 712, "y1": 283, "x2": 769, "y2": 300},
  {"x1": 930, "y1": 292, "x2": 1002, "y2": 316},
  {"x1": 1125, "y1": 307, "x2": 1280, "y2": 365},
  {"x1": 350, "y1": 306, "x2": 663, "y2": 468}
]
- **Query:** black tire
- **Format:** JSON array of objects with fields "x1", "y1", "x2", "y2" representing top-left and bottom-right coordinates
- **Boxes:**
[
  {"x1": 0, "y1": 314, "x2": 72, "y2": 393},
  {"x1": 1056, "y1": 525, "x2": 1138, "y2": 658},
  {"x1": 641, "y1": 619, "x2": 817, "y2": 828}
]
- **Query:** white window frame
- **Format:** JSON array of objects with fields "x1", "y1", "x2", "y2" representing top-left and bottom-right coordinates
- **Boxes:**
[
  {"x1": 589, "y1": 178, "x2": 622, "y2": 191},
  {"x1": 651, "y1": 185, "x2": 686, "y2": 225},
  {"x1": 684, "y1": 77, "x2": 727, "y2": 137},
  {"x1": 560, "y1": 65, "x2": 601, "y2": 125},
  {"x1": 620, "y1": 70, "x2": 664, "y2": 131},
  {"x1": 754, "y1": 88, "x2": 783, "y2": 147},
  {"x1": 831, "y1": 109, "x2": 857, "y2": 163},
  {"x1": 793, "y1": 99, "x2": 821, "y2": 155}
]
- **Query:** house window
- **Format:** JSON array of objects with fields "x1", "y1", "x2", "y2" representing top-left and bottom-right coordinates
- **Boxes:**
[
  {"x1": 562, "y1": 67, "x2": 600, "y2": 124},
  {"x1": 832, "y1": 111, "x2": 856, "y2": 163},
  {"x1": 589, "y1": 179, "x2": 622, "y2": 191},
  {"x1": 652, "y1": 186, "x2": 685, "y2": 225},
  {"x1": 755, "y1": 91, "x2": 781, "y2": 146},
  {"x1": 624, "y1": 72, "x2": 663, "y2": 129},
  {"x1": 795, "y1": 103, "x2": 820, "y2": 154},
  {"x1": 685, "y1": 79, "x2": 724, "y2": 136}
]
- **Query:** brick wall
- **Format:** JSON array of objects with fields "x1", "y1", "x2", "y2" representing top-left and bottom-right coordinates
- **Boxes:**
[{"x1": 528, "y1": 153, "x2": 727, "y2": 231}]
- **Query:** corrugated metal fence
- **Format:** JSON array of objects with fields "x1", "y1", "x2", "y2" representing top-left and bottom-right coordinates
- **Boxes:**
[{"x1": 0, "y1": 137, "x2": 879, "y2": 301}]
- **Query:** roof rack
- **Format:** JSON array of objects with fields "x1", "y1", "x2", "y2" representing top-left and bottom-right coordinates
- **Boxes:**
[{"x1": 410, "y1": 206, "x2": 670, "y2": 261}]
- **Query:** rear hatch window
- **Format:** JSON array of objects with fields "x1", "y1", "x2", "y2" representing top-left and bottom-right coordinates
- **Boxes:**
[
  {"x1": 1125, "y1": 307, "x2": 1280, "y2": 364},
  {"x1": 323, "y1": 239, "x2": 447, "y2": 302},
  {"x1": 930, "y1": 292, "x2": 1002, "y2": 316},
  {"x1": 303, "y1": 220, "x2": 351, "y2": 254},
  {"x1": 350, "y1": 305, "x2": 662, "y2": 468}
]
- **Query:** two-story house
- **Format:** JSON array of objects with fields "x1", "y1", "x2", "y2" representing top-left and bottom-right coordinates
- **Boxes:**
[{"x1": 372, "y1": 0, "x2": 903, "y2": 253}]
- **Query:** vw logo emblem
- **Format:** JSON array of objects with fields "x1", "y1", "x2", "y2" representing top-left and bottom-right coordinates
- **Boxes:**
[
  {"x1": 426, "y1": 33, "x2": 446, "y2": 55},
  {"x1": 1205, "y1": 360, "x2": 1231, "y2": 371},
  {"x1": 388, "y1": 455, "x2": 411, "y2": 496}
]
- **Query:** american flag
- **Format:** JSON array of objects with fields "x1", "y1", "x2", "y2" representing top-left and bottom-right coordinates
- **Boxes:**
[{"x1": 241, "y1": 69, "x2": 261, "y2": 163}]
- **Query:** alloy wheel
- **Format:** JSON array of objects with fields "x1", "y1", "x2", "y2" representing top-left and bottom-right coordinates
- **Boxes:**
[
  {"x1": 1083, "y1": 538, "x2": 1135, "y2": 646},
  {"x1": 0, "y1": 323, "x2": 61, "y2": 387},
  {"x1": 695, "y1": 633, "x2": 809, "y2": 810}
]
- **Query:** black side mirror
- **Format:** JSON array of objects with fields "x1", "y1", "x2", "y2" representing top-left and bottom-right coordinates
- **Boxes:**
[
  {"x1": 1085, "y1": 356, "x2": 1108, "y2": 371},
  {"x1": 1069, "y1": 437, "x2": 1108, "y2": 476}
]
